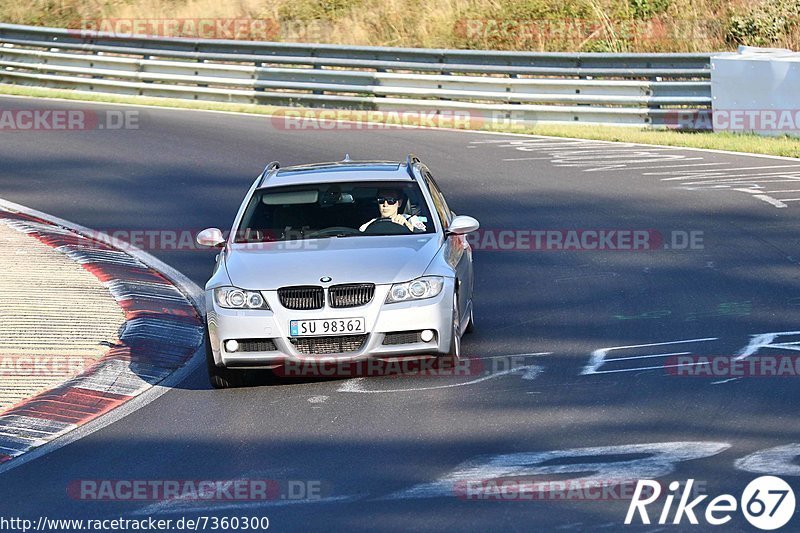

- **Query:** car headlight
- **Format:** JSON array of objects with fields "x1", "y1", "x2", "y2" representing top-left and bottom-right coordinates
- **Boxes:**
[
  {"x1": 214, "y1": 287, "x2": 270, "y2": 310},
  {"x1": 385, "y1": 276, "x2": 444, "y2": 303}
]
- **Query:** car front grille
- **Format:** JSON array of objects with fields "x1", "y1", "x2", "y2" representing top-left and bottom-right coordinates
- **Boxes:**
[
  {"x1": 236, "y1": 339, "x2": 277, "y2": 352},
  {"x1": 278, "y1": 286, "x2": 324, "y2": 310},
  {"x1": 290, "y1": 334, "x2": 367, "y2": 355},
  {"x1": 382, "y1": 331, "x2": 426, "y2": 345},
  {"x1": 329, "y1": 283, "x2": 375, "y2": 308}
]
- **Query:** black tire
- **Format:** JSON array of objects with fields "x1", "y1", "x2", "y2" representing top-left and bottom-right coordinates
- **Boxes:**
[
  {"x1": 205, "y1": 325, "x2": 246, "y2": 389},
  {"x1": 447, "y1": 293, "x2": 462, "y2": 359}
]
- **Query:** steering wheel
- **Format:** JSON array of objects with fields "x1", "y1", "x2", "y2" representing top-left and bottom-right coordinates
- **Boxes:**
[
  {"x1": 305, "y1": 226, "x2": 362, "y2": 238},
  {"x1": 362, "y1": 218, "x2": 413, "y2": 235}
]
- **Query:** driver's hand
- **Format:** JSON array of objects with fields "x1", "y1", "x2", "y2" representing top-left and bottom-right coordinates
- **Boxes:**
[{"x1": 390, "y1": 214, "x2": 412, "y2": 229}]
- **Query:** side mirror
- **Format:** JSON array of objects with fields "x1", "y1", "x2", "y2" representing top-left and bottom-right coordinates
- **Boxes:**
[
  {"x1": 196, "y1": 227, "x2": 226, "y2": 248},
  {"x1": 446, "y1": 215, "x2": 480, "y2": 235}
]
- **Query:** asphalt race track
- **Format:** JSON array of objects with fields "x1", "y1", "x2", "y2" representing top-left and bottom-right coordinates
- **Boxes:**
[{"x1": 1, "y1": 95, "x2": 800, "y2": 531}]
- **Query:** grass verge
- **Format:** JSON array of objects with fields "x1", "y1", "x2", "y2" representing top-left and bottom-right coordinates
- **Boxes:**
[
  {"x1": 1, "y1": 83, "x2": 797, "y2": 158},
  {"x1": 4, "y1": 0, "x2": 800, "y2": 52}
]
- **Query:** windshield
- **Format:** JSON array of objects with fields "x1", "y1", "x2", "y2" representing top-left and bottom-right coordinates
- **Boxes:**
[{"x1": 235, "y1": 181, "x2": 435, "y2": 242}]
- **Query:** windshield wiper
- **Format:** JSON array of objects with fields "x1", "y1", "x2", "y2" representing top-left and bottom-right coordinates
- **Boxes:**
[{"x1": 313, "y1": 233, "x2": 360, "y2": 239}]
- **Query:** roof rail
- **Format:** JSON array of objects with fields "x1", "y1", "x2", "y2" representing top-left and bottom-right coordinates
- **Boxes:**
[
  {"x1": 259, "y1": 161, "x2": 280, "y2": 185},
  {"x1": 405, "y1": 154, "x2": 421, "y2": 179}
]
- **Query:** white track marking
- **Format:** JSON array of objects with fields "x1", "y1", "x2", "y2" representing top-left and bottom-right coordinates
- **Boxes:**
[
  {"x1": 337, "y1": 364, "x2": 543, "y2": 393},
  {"x1": 0, "y1": 197, "x2": 204, "y2": 477},
  {"x1": 605, "y1": 351, "x2": 691, "y2": 363},
  {"x1": 584, "y1": 162, "x2": 728, "y2": 172},
  {"x1": 711, "y1": 378, "x2": 740, "y2": 385},
  {"x1": 655, "y1": 164, "x2": 800, "y2": 178},
  {"x1": 653, "y1": 165, "x2": 800, "y2": 207},
  {"x1": 468, "y1": 139, "x2": 594, "y2": 145},
  {"x1": 588, "y1": 361, "x2": 710, "y2": 375},
  {"x1": 502, "y1": 157, "x2": 558, "y2": 161},
  {"x1": 735, "y1": 444, "x2": 800, "y2": 477},
  {"x1": 307, "y1": 396, "x2": 328, "y2": 404},
  {"x1": 470, "y1": 137, "x2": 702, "y2": 172},
  {"x1": 473, "y1": 352, "x2": 552, "y2": 360},
  {"x1": 467, "y1": 130, "x2": 800, "y2": 207},
  {"x1": 555, "y1": 148, "x2": 681, "y2": 156},
  {"x1": 384, "y1": 441, "x2": 730, "y2": 500},
  {"x1": 665, "y1": 173, "x2": 800, "y2": 183},
  {"x1": 472, "y1": 139, "x2": 599, "y2": 147},
  {"x1": 581, "y1": 338, "x2": 717, "y2": 375},
  {"x1": 736, "y1": 331, "x2": 800, "y2": 360},
  {"x1": 560, "y1": 157, "x2": 700, "y2": 168},
  {"x1": 133, "y1": 495, "x2": 361, "y2": 517},
  {"x1": 554, "y1": 150, "x2": 690, "y2": 159},
  {"x1": 754, "y1": 195, "x2": 788, "y2": 208},
  {"x1": 673, "y1": 174, "x2": 800, "y2": 184}
]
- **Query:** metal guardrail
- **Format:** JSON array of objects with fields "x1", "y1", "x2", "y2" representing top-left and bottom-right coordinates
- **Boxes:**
[{"x1": 0, "y1": 23, "x2": 713, "y2": 127}]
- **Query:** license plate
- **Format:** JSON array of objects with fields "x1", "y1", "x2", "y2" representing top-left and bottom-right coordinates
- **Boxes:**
[{"x1": 290, "y1": 317, "x2": 365, "y2": 337}]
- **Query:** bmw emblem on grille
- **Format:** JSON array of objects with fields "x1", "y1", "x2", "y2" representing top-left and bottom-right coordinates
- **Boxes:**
[{"x1": 320, "y1": 276, "x2": 332, "y2": 283}]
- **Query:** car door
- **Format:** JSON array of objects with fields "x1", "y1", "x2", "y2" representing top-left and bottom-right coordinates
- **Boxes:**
[{"x1": 423, "y1": 170, "x2": 473, "y2": 325}]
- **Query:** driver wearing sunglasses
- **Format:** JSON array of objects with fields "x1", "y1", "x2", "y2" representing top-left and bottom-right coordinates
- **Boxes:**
[{"x1": 359, "y1": 188, "x2": 425, "y2": 233}]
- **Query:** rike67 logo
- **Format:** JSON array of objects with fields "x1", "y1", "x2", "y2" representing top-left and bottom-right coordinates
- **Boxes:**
[{"x1": 626, "y1": 476, "x2": 795, "y2": 530}]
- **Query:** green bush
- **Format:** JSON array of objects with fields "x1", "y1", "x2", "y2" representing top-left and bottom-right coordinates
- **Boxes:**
[
  {"x1": 583, "y1": 38, "x2": 622, "y2": 51},
  {"x1": 725, "y1": 0, "x2": 800, "y2": 46},
  {"x1": 1, "y1": 0, "x2": 84, "y2": 27},
  {"x1": 628, "y1": 0, "x2": 671, "y2": 19},
  {"x1": 495, "y1": 0, "x2": 593, "y2": 20},
  {"x1": 278, "y1": 0, "x2": 364, "y2": 22}
]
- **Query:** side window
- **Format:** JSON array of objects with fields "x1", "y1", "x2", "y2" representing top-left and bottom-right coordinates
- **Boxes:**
[
  {"x1": 423, "y1": 172, "x2": 452, "y2": 229},
  {"x1": 429, "y1": 175, "x2": 454, "y2": 219}
]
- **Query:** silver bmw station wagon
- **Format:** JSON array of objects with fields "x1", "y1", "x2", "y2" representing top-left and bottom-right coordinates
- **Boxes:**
[{"x1": 197, "y1": 155, "x2": 479, "y2": 388}]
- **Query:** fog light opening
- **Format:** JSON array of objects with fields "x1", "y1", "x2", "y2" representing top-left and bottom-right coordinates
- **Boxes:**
[
  {"x1": 420, "y1": 330, "x2": 434, "y2": 342},
  {"x1": 225, "y1": 339, "x2": 239, "y2": 352}
]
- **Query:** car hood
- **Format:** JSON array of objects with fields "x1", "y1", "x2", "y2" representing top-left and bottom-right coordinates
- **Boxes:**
[{"x1": 224, "y1": 235, "x2": 442, "y2": 289}]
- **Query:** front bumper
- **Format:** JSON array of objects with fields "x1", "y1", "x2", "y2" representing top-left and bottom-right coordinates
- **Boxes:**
[{"x1": 205, "y1": 282, "x2": 454, "y2": 369}]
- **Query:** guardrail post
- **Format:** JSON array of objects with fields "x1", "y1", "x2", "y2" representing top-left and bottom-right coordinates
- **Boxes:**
[{"x1": 254, "y1": 61, "x2": 263, "y2": 103}]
